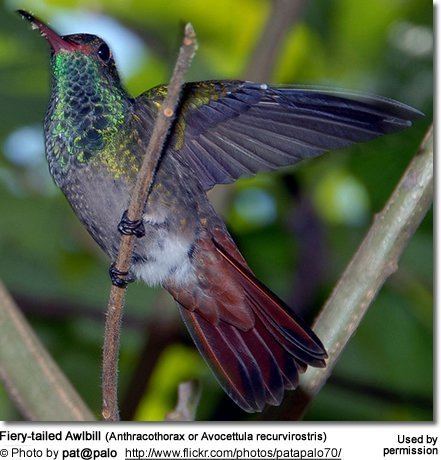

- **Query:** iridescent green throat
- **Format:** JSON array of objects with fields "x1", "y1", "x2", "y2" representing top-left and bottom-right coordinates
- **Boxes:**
[{"x1": 45, "y1": 51, "x2": 133, "y2": 178}]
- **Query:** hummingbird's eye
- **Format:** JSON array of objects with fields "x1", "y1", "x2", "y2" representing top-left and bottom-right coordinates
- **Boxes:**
[{"x1": 97, "y1": 43, "x2": 111, "y2": 62}]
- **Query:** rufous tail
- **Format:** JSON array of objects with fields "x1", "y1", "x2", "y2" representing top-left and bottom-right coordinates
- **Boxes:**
[{"x1": 170, "y1": 235, "x2": 327, "y2": 413}]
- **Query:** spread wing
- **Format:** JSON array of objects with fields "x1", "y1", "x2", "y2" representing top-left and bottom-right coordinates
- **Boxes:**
[{"x1": 137, "y1": 80, "x2": 423, "y2": 191}]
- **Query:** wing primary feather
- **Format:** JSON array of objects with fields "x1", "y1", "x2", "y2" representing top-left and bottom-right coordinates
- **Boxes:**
[
  {"x1": 190, "y1": 139, "x2": 236, "y2": 182},
  {"x1": 198, "y1": 135, "x2": 255, "y2": 175},
  {"x1": 272, "y1": 86, "x2": 424, "y2": 119},
  {"x1": 241, "y1": 110, "x2": 386, "y2": 137},
  {"x1": 205, "y1": 130, "x2": 276, "y2": 169},
  {"x1": 226, "y1": 120, "x2": 325, "y2": 157},
  {"x1": 168, "y1": 81, "x2": 421, "y2": 191},
  {"x1": 223, "y1": 122, "x2": 324, "y2": 153},
  {"x1": 193, "y1": 136, "x2": 239, "y2": 177},
  {"x1": 184, "y1": 142, "x2": 222, "y2": 187},
  {"x1": 218, "y1": 124, "x2": 308, "y2": 165}
]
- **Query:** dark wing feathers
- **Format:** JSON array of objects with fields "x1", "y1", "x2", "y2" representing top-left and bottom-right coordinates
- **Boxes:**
[
  {"x1": 147, "y1": 81, "x2": 421, "y2": 412},
  {"x1": 164, "y1": 81, "x2": 423, "y2": 190}
]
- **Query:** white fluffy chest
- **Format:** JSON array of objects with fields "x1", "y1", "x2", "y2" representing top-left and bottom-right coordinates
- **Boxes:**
[{"x1": 132, "y1": 233, "x2": 195, "y2": 287}]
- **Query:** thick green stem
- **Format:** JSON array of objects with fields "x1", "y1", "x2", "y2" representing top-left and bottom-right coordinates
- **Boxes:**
[
  {"x1": 288, "y1": 126, "x2": 433, "y2": 419},
  {"x1": 0, "y1": 281, "x2": 95, "y2": 421}
]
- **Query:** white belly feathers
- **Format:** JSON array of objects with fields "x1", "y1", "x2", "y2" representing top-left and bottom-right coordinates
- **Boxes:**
[{"x1": 132, "y1": 214, "x2": 196, "y2": 287}]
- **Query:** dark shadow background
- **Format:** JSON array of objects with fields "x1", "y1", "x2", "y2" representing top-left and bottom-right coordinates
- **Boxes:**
[{"x1": 0, "y1": 0, "x2": 433, "y2": 421}]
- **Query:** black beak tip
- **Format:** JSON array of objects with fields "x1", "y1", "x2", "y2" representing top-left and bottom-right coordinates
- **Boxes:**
[{"x1": 17, "y1": 10, "x2": 35, "y2": 22}]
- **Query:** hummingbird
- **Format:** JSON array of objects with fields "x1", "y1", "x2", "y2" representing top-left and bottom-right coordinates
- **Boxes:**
[{"x1": 18, "y1": 10, "x2": 422, "y2": 413}]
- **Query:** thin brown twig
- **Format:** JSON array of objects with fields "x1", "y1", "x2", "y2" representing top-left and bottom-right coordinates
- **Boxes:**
[
  {"x1": 276, "y1": 126, "x2": 433, "y2": 420},
  {"x1": 119, "y1": 0, "x2": 308, "y2": 423},
  {"x1": 102, "y1": 24, "x2": 198, "y2": 422}
]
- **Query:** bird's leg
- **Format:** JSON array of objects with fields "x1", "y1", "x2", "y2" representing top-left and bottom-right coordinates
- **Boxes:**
[
  {"x1": 109, "y1": 262, "x2": 135, "y2": 288},
  {"x1": 113, "y1": 209, "x2": 144, "y2": 287},
  {"x1": 118, "y1": 210, "x2": 145, "y2": 238}
]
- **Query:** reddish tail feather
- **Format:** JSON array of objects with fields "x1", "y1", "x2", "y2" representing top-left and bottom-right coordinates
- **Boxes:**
[{"x1": 174, "y1": 236, "x2": 327, "y2": 412}]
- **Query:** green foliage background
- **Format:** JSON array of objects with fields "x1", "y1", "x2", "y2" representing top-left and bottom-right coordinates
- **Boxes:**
[{"x1": 0, "y1": 0, "x2": 433, "y2": 421}]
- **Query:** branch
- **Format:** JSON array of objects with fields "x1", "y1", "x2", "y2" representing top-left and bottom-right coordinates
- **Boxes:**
[
  {"x1": 287, "y1": 126, "x2": 433, "y2": 420},
  {"x1": 102, "y1": 24, "x2": 198, "y2": 422},
  {"x1": 0, "y1": 280, "x2": 95, "y2": 421},
  {"x1": 165, "y1": 380, "x2": 201, "y2": 421},
  {"x1": 243, "y1": 0, "x2": 308, "y2": 81},
  {"x1": 13, "y1": 292, "x2": 151, "y2": 331}
]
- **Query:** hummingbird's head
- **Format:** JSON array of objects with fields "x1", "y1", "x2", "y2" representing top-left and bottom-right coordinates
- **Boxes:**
[
  {"x1": 18, "y1": 10, "x2": 131, "y2": 177},
  {"x1": 17, "y1": 10, "x2": 124, "y2": 91}
]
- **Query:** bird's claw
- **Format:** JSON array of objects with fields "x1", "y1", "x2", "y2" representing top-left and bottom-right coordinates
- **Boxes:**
[
  {"x1": 109, "y1": 262, "x2": 135, "y2": 288},
  {"x1": 118, "y1": 210, "x2": 145, "y2": 238}
]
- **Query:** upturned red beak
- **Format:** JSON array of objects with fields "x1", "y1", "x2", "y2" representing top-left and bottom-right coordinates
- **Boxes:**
[{"x1": 17, "y1": 10, "x2": 78, "y2": 53}]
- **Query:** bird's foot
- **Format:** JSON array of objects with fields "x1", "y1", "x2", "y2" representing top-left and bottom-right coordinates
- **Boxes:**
[
  {"x1": 118, "y1": 210, "x2": 145, "y2": 238},
  {"x1": 109, "y1": 262, "x2": 135, "y2": 288}
]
